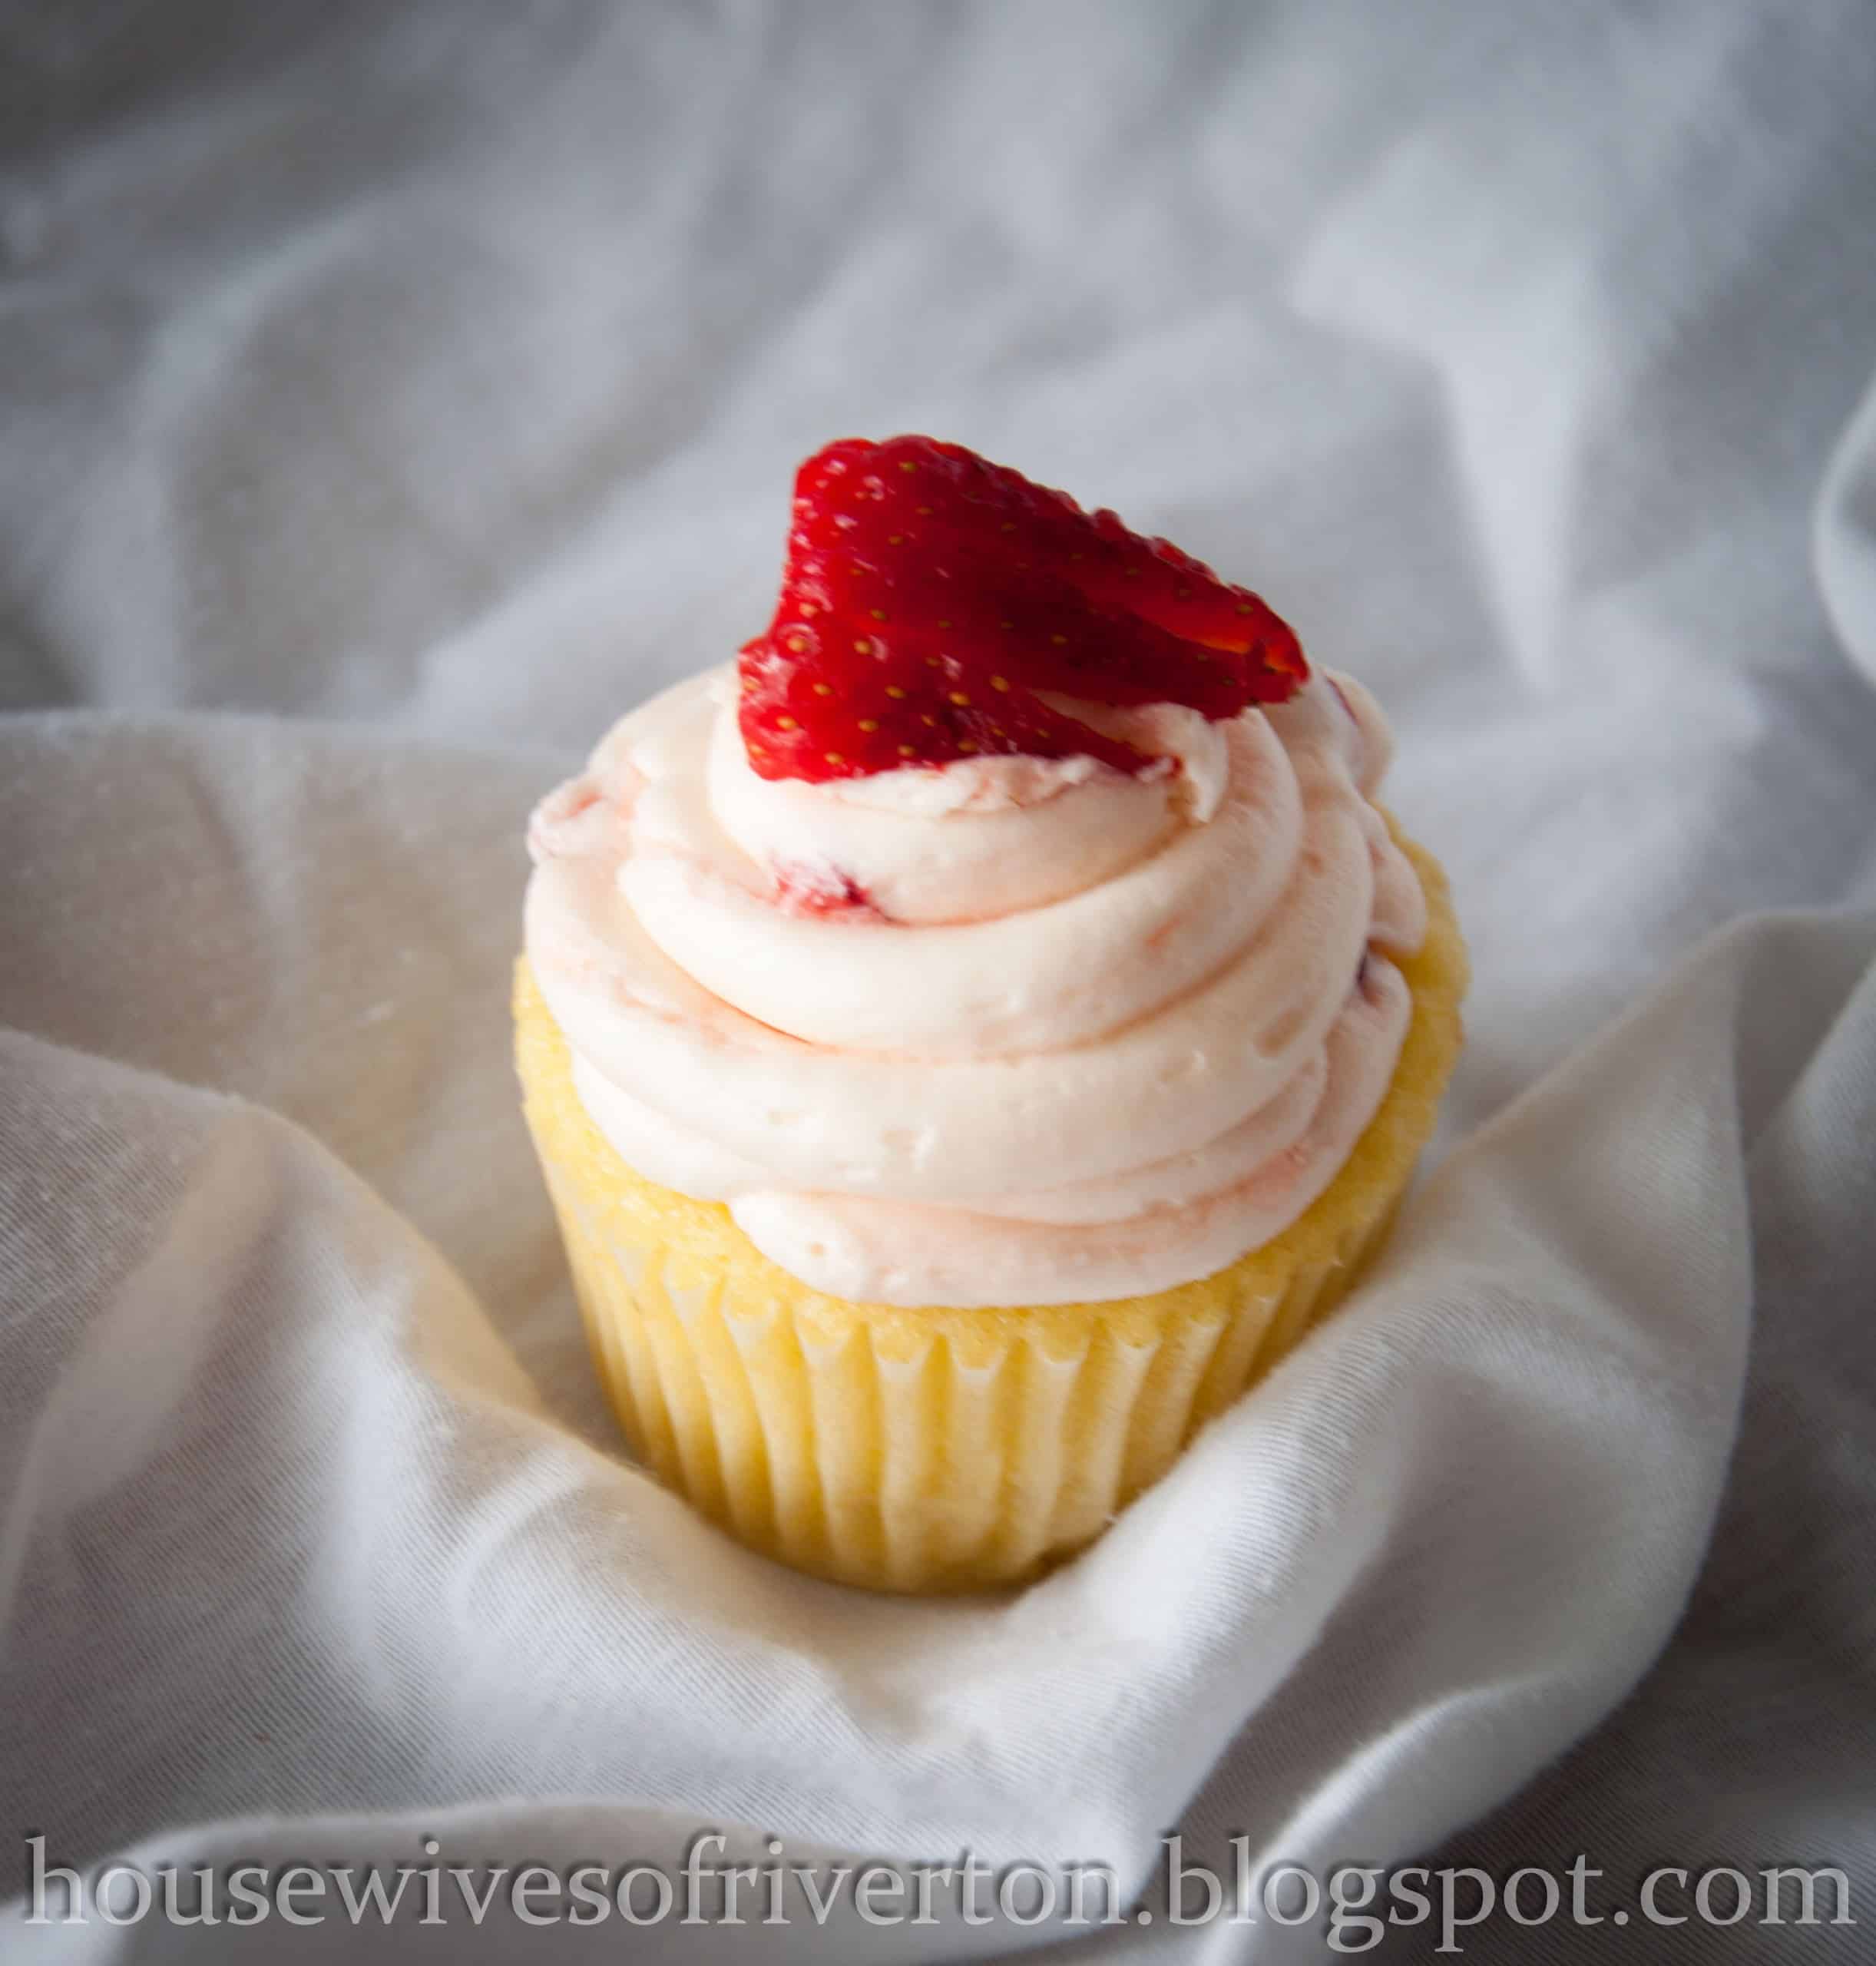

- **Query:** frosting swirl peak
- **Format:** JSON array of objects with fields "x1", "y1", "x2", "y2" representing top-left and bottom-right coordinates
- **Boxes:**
[{"x1": 524, "y1": 664, "x2": 1425, "y2": 1308}]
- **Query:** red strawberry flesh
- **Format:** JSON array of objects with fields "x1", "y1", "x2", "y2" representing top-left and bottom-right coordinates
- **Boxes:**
[
  {"x1": 770, "y1": 862, "x2": 875, "y2": 916},
  {"x1": 737, "y1": 435, "x2": 1307, "y2": 783}
]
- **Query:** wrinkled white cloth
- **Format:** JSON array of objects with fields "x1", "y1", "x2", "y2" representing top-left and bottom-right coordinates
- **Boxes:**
[{"x1": 3, "y1": 4, "x2": 1875, "y2": 1961}]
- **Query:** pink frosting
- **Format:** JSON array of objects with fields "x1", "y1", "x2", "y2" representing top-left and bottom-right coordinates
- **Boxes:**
[{"x1": 524, "y1": 665, "x2": 1425, "y2": 1308}]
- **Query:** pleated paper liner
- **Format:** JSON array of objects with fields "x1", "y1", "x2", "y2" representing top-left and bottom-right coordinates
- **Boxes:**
[{"x1": 515, "y1": 830, "x2": 1466, "y2": 1594}]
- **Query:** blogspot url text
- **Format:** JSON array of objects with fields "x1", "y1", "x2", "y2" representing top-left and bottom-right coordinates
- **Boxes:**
[{"x1": 16, "y1": 1834, "x2": 1856, "y2": 1954}]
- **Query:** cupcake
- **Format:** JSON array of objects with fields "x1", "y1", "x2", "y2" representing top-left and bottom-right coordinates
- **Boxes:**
[{"x1": 515, "y1": 435, "x2": 1465, "y2": 1594}]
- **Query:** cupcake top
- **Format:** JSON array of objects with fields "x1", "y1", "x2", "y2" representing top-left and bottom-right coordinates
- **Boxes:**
[{"x1": 524, "y1": 438, "x2": 1427, "y2": 1309}]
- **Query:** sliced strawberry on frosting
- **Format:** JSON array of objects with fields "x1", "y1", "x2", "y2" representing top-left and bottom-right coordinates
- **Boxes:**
[{"x1": 737, "y1": 435, "x2": 1308, "y2": 783}]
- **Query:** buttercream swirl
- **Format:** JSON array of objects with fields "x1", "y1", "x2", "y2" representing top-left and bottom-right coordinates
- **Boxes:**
[{"x1": 524, "y1": 664, "x2": 1426, "y2": 1308}]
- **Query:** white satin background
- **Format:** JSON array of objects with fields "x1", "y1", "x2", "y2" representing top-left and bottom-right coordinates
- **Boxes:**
[{"x1": 2, "y1": 4, "x2": 1874, "y2": 1961}]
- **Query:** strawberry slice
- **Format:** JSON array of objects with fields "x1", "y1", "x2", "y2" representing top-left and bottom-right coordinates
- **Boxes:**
[{"x1": 737, "y1": 435, "x2": 1307, "y2": 782}]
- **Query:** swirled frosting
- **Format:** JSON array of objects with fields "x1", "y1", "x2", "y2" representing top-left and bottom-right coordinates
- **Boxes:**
[{"x1": 524, "y1": 664, "x2": 1426, "y2": 1308}]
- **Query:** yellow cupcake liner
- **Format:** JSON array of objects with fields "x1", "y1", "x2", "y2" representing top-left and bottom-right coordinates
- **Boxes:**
[{"x1": 515, "y1": 829, "x2": 1466, "y2": 1594}]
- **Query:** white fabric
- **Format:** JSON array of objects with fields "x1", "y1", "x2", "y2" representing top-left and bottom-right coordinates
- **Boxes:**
[{"x1": 3, "y1": 3, "x2": 1874, "y2": 1960}]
